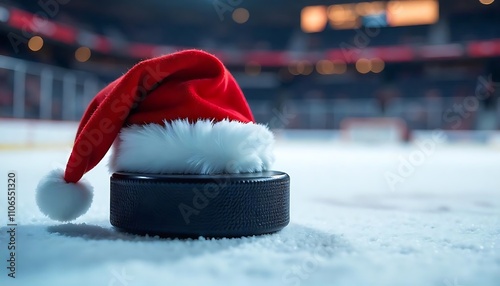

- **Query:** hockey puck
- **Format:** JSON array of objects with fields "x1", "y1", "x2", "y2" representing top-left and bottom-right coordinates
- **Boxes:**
[{"x1": 110, "y1": 171, "x2": 290, "y2": 238}]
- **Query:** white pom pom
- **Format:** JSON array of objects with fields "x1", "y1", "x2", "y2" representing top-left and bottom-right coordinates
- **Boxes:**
[{"x1": 36, "y1": 169, "x2": 93, "y2": 221}]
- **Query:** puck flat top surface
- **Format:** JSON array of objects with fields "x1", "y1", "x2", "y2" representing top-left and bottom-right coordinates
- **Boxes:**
[{"x1": 111, "y1": 171, "x2": 288, "y2": 182}]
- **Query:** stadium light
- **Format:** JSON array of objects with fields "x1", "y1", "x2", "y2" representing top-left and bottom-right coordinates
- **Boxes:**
[
  {"x1": 288, "y1": 62, "x2": 300, "y2": 75},
  {"x1": 28, "y1": 36, "x2": 44, "y2": 52},
  {"x1": 356, "y1": 58, "x2": 371, "y2": 74},
  {"x1": 479, "y1": 0, "x2": 495, "y2": 4},
  {"x1": 301, "y1": 6, "x2": 327, "y2": 33},
  {"x1": 370, "y1": 58, "x2": 385, "y2": 73},
  {"x1": 328, "y1": 4, "x2": 361, "y2": 29},
  {"x1": 232, "y1": 8, "x2": 249, "y2": 24},
  {"x1": 332, "y1": 60, "x2": 347, "y2": 74},
  {"x1": 288, "y1": 61, "x2": 313, "y2": 75},
  {"x1": 316, "y1": 60, "x2": 335, "y2": 75},
  {"x1": 301, "y1": 61, "x2": 313, "y2": 75},
  {"x1": 75, "y1": 47, "x2": 91, "y2": 62},
  {"x1": 387, "y1": 0, "x2": 439, "y2": 27}
]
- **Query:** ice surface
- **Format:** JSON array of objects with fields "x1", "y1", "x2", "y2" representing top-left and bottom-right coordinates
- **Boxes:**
[{"x1": 0, "y1": 141, "x2": 499, "y2": 286}]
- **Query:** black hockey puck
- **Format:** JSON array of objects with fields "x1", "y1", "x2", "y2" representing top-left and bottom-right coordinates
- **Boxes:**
[{"x1": 110, "y1": 171, "x2": 290, "y2": 238}]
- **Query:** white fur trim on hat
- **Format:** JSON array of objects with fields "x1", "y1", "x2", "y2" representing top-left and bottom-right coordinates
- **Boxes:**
[
  {"x1": 36, "y1": 169, "x2": 94, "y2": 221},
  {"x1": 109, "y1": 119, "x2": 275, "y2": 174}
]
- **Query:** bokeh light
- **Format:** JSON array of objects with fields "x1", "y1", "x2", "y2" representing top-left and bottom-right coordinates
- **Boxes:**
[
  {"x1": 370, "y1": 58, "x2": 385, "y2": 73},
  {"x1": 301, "y1": 6, "x2": 327, "y2": 32},
  {"x1": 232, "y1": 8, "x2": 250, "y2": 24},
  {"x1": 28, "y1": 36, "x2": 44, "y2": 52},
  {"x1": 75, "y1": 47, "x2": 91, "y2": 62},
  {"x1": 479, "y1": 0, "x2": 495, "y2": 5},
  {"x1": 355, "y1": 58, "x2": 371, "y2": 74},
  {"x1": 316, "y1": 60, "x2": 335, "y2": 75},
  {"x1": 332, "y1": 60, "x2": 347, "y2": 74}
]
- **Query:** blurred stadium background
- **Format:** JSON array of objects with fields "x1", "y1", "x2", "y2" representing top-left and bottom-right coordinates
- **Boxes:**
[{"x1": 0, "y1": 0, "x2": 499, "y2": 143}]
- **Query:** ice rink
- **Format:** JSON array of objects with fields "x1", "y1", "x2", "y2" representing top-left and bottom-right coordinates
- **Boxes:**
[{"x1": 0, "y1": 130, "x2": 499, "y2": 286}]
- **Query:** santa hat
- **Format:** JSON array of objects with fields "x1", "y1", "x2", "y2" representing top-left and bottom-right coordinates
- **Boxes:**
[{"x1": 36, "y1": 49, "x2": 275, "y2": 222}]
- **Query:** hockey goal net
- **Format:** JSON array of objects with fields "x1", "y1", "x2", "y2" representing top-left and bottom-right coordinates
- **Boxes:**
[{"x1": 340, "y1": 117, "x2": 410, "y2": 143}]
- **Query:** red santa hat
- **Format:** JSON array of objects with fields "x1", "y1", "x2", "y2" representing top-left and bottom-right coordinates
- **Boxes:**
[{"x1": 36, "y1": 49, "x2": 274, "y2": 222}]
